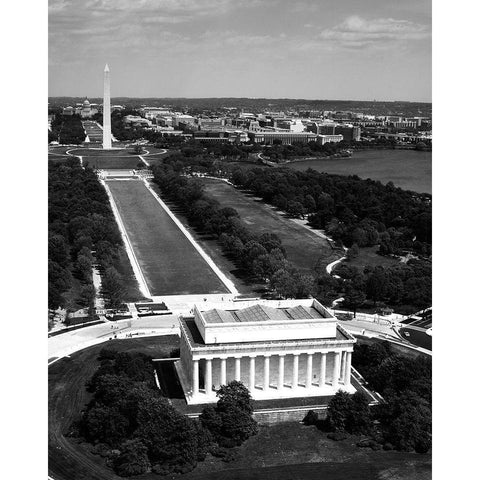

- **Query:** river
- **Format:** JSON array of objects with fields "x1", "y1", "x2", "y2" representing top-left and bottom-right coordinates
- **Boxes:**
[{"x1": 286, "y1": 149, "x2": 432, "y2": 194}]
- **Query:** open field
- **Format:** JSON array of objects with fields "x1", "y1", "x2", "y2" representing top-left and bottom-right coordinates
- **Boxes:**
[
  {"x1": 106, "y1": 179, "x2": 229, "y2": 296},
  {"x1": 83, "y1": 156, "x2": 143, "y2": 169},
  {"x1": 49, "y1": 338, "x2": 431, "y2": 480},
  {"x1": 340, "y1": 246, "x2": 399, "y2": 271},
  {"x1": 200, "y1": 178, "x2": 340, "y2": 274}
]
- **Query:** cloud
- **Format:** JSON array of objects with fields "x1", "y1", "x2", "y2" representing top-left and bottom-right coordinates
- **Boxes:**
[
  {"x1": 84, "y1": 0, "x2": 245, "y2": 18},
  {"x1": 318, "y1": 16, "x2": 430, "y2": 49}
]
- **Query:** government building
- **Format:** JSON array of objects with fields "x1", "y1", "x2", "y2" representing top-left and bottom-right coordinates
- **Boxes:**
[{"x1": 175, "y1": 299, "x2": 356, "y2": 405}]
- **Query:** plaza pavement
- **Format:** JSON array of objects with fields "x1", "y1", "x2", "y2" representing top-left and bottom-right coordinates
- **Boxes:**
[{"x1": 48, "y1": 314, "x2": 180, "y2": 364}]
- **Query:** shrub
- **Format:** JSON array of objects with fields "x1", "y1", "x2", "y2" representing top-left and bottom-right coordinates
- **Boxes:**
[
  {"x1": 303, "y1": 410, "x2": 319, "y2": 426},
  {"x1": 113, "y1": 439, "x2": 150, "y2": 477},
  {"x1": 327, "y1": 431, "x2": 348, "y2": 441},
  {"x1": 222, "y1": 448, "x2": 240, "y2": 463}
]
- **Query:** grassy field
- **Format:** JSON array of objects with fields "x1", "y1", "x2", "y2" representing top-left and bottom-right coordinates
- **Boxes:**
[
  {"x1": 398, "y1": 327, "x2": 432, "y2": 350},
  {"x1": 153, "y1": 190, "x2": 261, "y2": 296},
  {"x1": 49, "y1": 338, "x2": 431, "y2": 480},
  {"x1": 200, "y1": 179, "x2": 340, "y2": 274},
  {"x1": 341, "y1": 246, "x2": 399, "y2": 271},
  {"x1": 83, "y1": 156, "x2": 144, "y2": 169},
  {"x1": 106, "y1": 179, "x2": 229, "y2": 296}
]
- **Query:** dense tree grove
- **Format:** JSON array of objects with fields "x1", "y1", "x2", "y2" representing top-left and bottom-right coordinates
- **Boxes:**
[
  {"x1": 48, "y1": 160, "x2": 138, "y2": 312},
  {"x1": 76, "y1": 352, "x2": 257, "y2": 476},
  {"x1": 333, "y1": 260, "x2": 431, "y2": 312},
  {"x1": 230, "y1": 167, "x2": 431, "y2": 252},
  {"x1": 150, "y1": 151, "x2": 430, "y2": 311},
  {"x1": 50, "y1": 113, "x2": 86, "y2": 144},
  {"x1": 354, "y1": 342, "x2": 431, "y2": 452},
  {"x1": 152, "y1": 163, "x2": 315, "y2": 298},
  {"x1": 304, "y1": 343, "x2": 431, "y2": 454}
]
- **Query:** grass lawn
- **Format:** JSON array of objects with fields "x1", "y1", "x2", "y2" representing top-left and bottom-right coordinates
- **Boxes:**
[
  {"x1": 83, "y1": 155, "x2": 143, "y2": 169},
  {"x1": 344, "y1": 246, "x2": 399, "y2": 271},
  {"x1": 49, "y1": 337, "x2": 431, "y2": 480},
  {"x1": 200, "y1": 179, "x2": 340, "y2": 274},
  {"x1": 151, "y1": 186, "x2": 260, "y2": 296},
  {"x1": 398, "y1": 327, "x2": 432, "y2": 351},
  {"x1": 106, "y1": 179, "x2": 229, "y2": 296},
  {"x1": 67, "y1": 147, "x2": 144, "y2": 157}
]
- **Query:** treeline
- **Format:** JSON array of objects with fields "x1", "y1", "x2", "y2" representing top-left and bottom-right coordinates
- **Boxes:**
[
  {"x1": 73, "y1": 350, "x2": 257, "y2": 476},
  {"x1": 48, "y1": 160, "x2": 139, "y2": 313},
  {"x1": 152, "y1": 162, "x2": 315, "y2": 298},
  {"x1": 330, "y1": 260, "x2": 432, "y2": 313},
  {"x1": 264, "y1": 137, "x2": 410, "y2": 162},
  {"x1": 304, "y1": 343, "x2": 431, "y2": 453},
  {"x1": 50, "y1": 113, "x2": 86, "y2": 145},
  {"x1": 231, "y1": 167, "x2": 431, "y2": 253}
]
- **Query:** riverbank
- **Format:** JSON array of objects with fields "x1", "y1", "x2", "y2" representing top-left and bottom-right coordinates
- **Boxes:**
[{"x1": 285, "y1": 149, "x2": 432, "y2": 194}]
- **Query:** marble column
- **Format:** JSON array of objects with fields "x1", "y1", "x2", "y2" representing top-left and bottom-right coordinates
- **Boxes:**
[
  {"x1": 192, "y1": 359, "x2": 199, "y2": 395},
  {"x1": 319, "y1": 352, "x2": 326, "y2": 387},
  {"x1": 340, "y1": 351, "x2": 346, "y2": 383},
  {"x1": 278, "y1": 354, "x2": 285, "y2": 390},
  {"x1": 220, "y1": 358, "x2": 227, "y2": 386},
  {"x1": 332, "y1": 352, "x2": 340, "y2": 389},
  {"x1": 344, "y1": 352, "x2": 352, "y2": 386},
  {"x1": 205, "y1": 358, "x2": 212, "y2": 394},
  {"x1": 249, "y1": 356, "x2": 256, "y2": 392},
  {"x1": 292, "y1": 354, "x2": 299, "y2": 389},
  {"x1": 306, "y1": 353, "x2": 313, "y2": 388},
  {"x1": 263, "y1": 355, "x2": 270, "y2": 390},
  {"x1": 235, "y1": 357, "x2": 241, "y2": 381}
]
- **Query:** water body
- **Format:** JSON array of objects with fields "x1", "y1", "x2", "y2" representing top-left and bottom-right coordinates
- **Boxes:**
[{"x1": 287, "y1": 149, "x2": 432, "y2": 194}]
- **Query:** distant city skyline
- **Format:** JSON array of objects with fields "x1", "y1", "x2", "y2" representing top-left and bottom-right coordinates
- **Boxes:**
[{"x1": 49, "y1": 0, "x2": 431, "y2": 102}]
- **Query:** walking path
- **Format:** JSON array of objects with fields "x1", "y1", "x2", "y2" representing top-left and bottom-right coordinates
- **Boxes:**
[{"x1": 326, "y1": 256, "x2": 347, "y2": 275}]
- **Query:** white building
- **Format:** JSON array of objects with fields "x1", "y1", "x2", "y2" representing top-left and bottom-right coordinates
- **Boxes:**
[{"x1": 176, "y1": 299, "x2": 356, "y2": 405}]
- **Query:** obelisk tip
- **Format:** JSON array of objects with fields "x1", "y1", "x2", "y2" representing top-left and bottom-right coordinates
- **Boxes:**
[{"x1": 104, "y1": 63, "x2": 109, "y2": 72}]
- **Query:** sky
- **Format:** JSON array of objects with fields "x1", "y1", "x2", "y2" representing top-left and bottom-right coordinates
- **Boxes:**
[{"x1": 48, "y1": 0, "x2": 431, "y2": 101}]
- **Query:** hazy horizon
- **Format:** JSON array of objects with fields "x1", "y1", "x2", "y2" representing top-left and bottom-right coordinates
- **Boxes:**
[{"x1": 49, "y1": 0, "x2": 431, "y2": 102}]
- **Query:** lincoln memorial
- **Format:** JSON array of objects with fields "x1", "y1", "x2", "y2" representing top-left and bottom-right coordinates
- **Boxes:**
[{"x1": 175, "y1": 299, "x2": 357, "y2": 404}]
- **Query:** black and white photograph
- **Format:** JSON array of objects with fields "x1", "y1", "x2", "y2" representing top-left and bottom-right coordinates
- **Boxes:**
[
  {"x1": 7, "y1": 1, "x2": 478, "y2": 479},
  {"x1": 45, "y1": 1, "x2": 434, "y2": 479}
]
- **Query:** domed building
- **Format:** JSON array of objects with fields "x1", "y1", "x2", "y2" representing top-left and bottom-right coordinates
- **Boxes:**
[{"x1": 74, "y1": 97, "x2": 98, "y2": 118}]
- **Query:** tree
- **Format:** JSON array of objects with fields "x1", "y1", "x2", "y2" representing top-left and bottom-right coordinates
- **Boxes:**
[
  {"x1": 200, "y1": 381, "x2": 258, "y2": 446},
  {"x1": 113, "y1": 439, "x2": 151, "y2": 477},
  {"x1": 286, "y1": 200, "x2": 306, "y2": 218},
  {"x1": 347, "y1": 243, "x2": 360, "y2": 260},
  {"x1": 135, "y1": 396, "x2": 199, "y2": 470},
  {"x1": 343, "y1": 286, "x2": 366, "y2": 317},
  {"x1": 326, "y1": 390, "x2": 372, "y2": 435},
  {"x1": 83, "y1": 405, "x2": 129, "y2": 446},
  {"x1": 102, "y1": 266, "x2": 127, "y2": 308},
  {"x1": 380, "y1": 391, "x2": 431, "y2": 453},
  {"x1": 327, "y1": 391, "x2": 352, "y2": 432}
]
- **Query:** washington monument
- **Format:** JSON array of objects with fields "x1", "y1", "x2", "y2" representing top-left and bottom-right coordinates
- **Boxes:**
[{"x1": 103, "y1": 64, "x2": 112, "y2": 149}]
